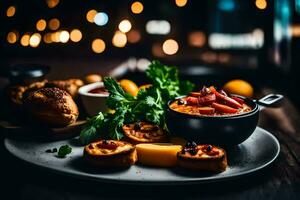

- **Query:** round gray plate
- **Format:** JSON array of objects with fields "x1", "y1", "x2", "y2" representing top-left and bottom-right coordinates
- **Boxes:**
[{"x1": 4, "y1": 127, "x2": 280, "y2": 185}]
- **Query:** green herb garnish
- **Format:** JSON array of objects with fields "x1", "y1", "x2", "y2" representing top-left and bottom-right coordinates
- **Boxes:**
[
  {"x1": 79, "y1": 60, "x2": 194, "y2": 144},
  {"x1": 57, "y1": 145, "x2": 72, "y2": 158}
]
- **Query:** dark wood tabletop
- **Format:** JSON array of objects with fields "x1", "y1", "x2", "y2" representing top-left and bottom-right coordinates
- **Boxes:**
[{"x1": 1, "y1": 60, "x2": 300, "y2": 200}]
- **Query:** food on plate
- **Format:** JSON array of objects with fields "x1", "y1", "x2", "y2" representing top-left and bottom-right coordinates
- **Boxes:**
[
  {"x1": 122, "y1": 122, "x2": 168, "y2": 144},
  {"x1": 223, "y1": 79, "x2": 254, "y2": 98},
  {"x1": 136, "y1": 143, "x2": 182, "y2": 167},
  {"x1": 7, "y1": 80, "x2": 47, "y2": 107},
  {"x1": 88, "y1": 86, "x2": 109, "y2": 95},
  {"x1": 84, "y1": 140, "x2": 137, "y2": 167},
  {"x1": 45, "y1": 78, "x2": 84, "y2": 98},
  {"x1": 119, "y1": 79, "x2": 139, "y2": 96},
  {"x1": 23, "y1": 87, "x2": 79, "y2": 126},
  {"x1": 57, "y1": 145, "x2": 72, "y2": 158},
  {"x1": 80, "y1": 61, "x2": 194, "y2": 144},
  {"x1": 169, "y1": 86, "x2": 252, "y2": 116},
  {"x1": 7, "y1": 85, "x2": 27, "y2": 107},
  {"x1": 85, "y1": 74, "x2": 102, "y2": 84},
  {"x1": 177, "y1": 142, "x2": 227, "y2": 172}
]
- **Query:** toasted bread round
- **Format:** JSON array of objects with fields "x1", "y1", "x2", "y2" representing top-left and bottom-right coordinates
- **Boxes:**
[
  {"x1": 177, "y1": 144, "x2": 227, "y2": 172},
  {"x1": 122, "y1": 122, "x2": 168, "y2": 144},
  {"x1": 84, "y1": 140, "x2": 137, "y2": 168}
]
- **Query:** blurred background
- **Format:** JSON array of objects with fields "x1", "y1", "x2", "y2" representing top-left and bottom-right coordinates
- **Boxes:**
[{"x1": 0, "y1": 0, "x2": 299, "y2": 108}]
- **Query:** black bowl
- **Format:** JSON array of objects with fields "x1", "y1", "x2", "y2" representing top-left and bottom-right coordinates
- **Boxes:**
[
  {"x1": 3, "y1": 63, "x2": 50, "y2": 85},
  {"x1": 166, "y1": 95, "x2": 268, "y2": 146}
]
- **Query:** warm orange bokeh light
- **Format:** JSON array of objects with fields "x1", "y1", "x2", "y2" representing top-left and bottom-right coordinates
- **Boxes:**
[
  {"x1": 36, "y1": 19, "x2": 47, "y2": 31},
  {"x1": 51, "y1": 31, "x2": 61, "y2": 42},
  {"x1": 131, "y1": 1, "x2": 144, "y2": 14},
  {"x1": 188, "y1": 31, "x2": 206, "y2": 47},
  {"x1": 70, "y1": 29, "x2": 82, "y2": 42},
  {"x1": 92, "y1": 39, "x2": 106, "y2": 53},
  {"x1": 43, "y1": 33, "x2": 53, "y2": 44},
  {"x1": 47, "y1": 0, "x2": 60, "y2": 8},
  {"x1": 21, "y1": 34, "x2": 30, "y2": 46},
  {"x1": 175, "y1": 0, "x2": 188, "y2": 7},
  {"x1": 7, "y1": 31, "x2": 19, "y2": 44},
  {"x1": 127, "y1": 30, "x2": 141, "y2": 43},
  {"x1": 255, "y1": 0, "x2": 267, "y2": 10},
  {"x1": 162, "y1": 39, "x2": 179, "y2": 55},
  {"x1": 7, "y1": 6, "x2": 16, "y2": 17},
  {"x1": 29, "y1": 33, "x2": 42, "y2": 48},
  {"x1": 291, "y1": 25, "x2": 300, "y2": 37},
  {"x1": 86, "y1": 10, "x2": 97, "y2": 23},
  {"x1": 48, "y1": 18, "x2": 60, "y2": 30},
  {"x1": 112, "y1": 31, "x2": 127, "y2": 48}
]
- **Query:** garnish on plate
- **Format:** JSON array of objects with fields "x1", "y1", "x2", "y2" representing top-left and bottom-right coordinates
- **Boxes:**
[
  {"x1": 57, "y1": 145, "x2": 72, "y2": 158},
  {"x1": 79, "y1": 61, "x2": 194, "y2": 144}
]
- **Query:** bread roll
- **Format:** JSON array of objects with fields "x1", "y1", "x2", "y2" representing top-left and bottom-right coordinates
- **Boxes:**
[
  {"x1": 24, "y1": 87, "x2": 79, "y2": 126},
  {"x1": 85, "y1": 74, "x2": 102, "y2": 84},
  {"x1": 45, "y1": 79, "x2": 84, "y2": 98}
]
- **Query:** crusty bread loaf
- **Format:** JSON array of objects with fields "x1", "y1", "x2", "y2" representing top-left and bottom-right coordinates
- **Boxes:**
[
  {"x1": 23, "y1": 87, "x2": 79, "y2": 126},
  {"x1": 84, "y1": 140, "x2": 137, "y2": 168},
  {"x1": 177, "y1": 144, "x2": 227, "y2": 172}
]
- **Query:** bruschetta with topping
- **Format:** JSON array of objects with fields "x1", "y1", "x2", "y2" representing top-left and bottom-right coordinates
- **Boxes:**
[
  {"x1": 177, "y1": 142, "x2": 227, "y2": 172},
  {"x1": 84, "y1": 140, "x2": 137, "y2": 167},
  {"x1": 122, "y1": 122, "x2": 168, "y2": 144}
]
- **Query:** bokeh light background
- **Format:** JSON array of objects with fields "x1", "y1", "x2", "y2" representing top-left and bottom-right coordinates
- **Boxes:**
[{"x1": 0, "y1": 0, "x2": 280, "y2": 68}]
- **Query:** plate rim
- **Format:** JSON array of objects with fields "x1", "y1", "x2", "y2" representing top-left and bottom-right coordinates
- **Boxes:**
[{"x1": 4, "y1": 127, "x2": 280, "y2": 185}]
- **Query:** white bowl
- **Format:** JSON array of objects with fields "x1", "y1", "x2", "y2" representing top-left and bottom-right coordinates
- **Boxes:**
[{"x1": 78, "y1": 82, "x2": 109, "y2": 116}]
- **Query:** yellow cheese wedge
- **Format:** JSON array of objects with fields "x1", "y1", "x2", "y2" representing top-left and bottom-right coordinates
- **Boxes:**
[{"x1": 136, "y1": 143, "x2": 182, "y2": 167}]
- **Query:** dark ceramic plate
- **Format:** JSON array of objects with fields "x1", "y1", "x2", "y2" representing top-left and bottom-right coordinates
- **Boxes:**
[{"x1": 4, "y1": 127, "x2": 280, "y2": 185}]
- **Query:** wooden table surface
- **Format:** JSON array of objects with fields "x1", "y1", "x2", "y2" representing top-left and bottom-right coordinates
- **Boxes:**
[{"x1": 1, "y1": 60, "x2": 300, "y2": 200}]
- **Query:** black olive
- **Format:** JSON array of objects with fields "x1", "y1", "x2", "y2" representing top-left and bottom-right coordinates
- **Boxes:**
[
  {"x1": 186, "y1": 141, "x2": 197, "y2": 148},
  {"x1": 206, "y1": 145, "x2": 212, "y2": 152},
  {"x1": 134, "y1": 122, "x2": 141, "y2": 131},
  {"x1": 52, "y1": 148, "x2": 57, "y2": 152},
  {"x1": 189, "y1": 148, "x2": 198, "y2": 155},
  {"x1": 89, "y1": 144, "x2": 94, "y2": 149},
  {"x1": 185, "y1": 142, "x2": 192, "y2": 148},
  {"x1": 191, "y1": 141, "x2": 197, "y2": 147},
  {"x1": 45, "y1": 149, "x2": 52, "y2": 153},
  {"x1": 177, "y1": 99, "x2": 186, "y2": 105}
]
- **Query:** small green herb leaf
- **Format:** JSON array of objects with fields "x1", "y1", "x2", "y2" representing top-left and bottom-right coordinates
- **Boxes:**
[{"x1": 58, "y1": 145, "x2": 72, "y2": 158}]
